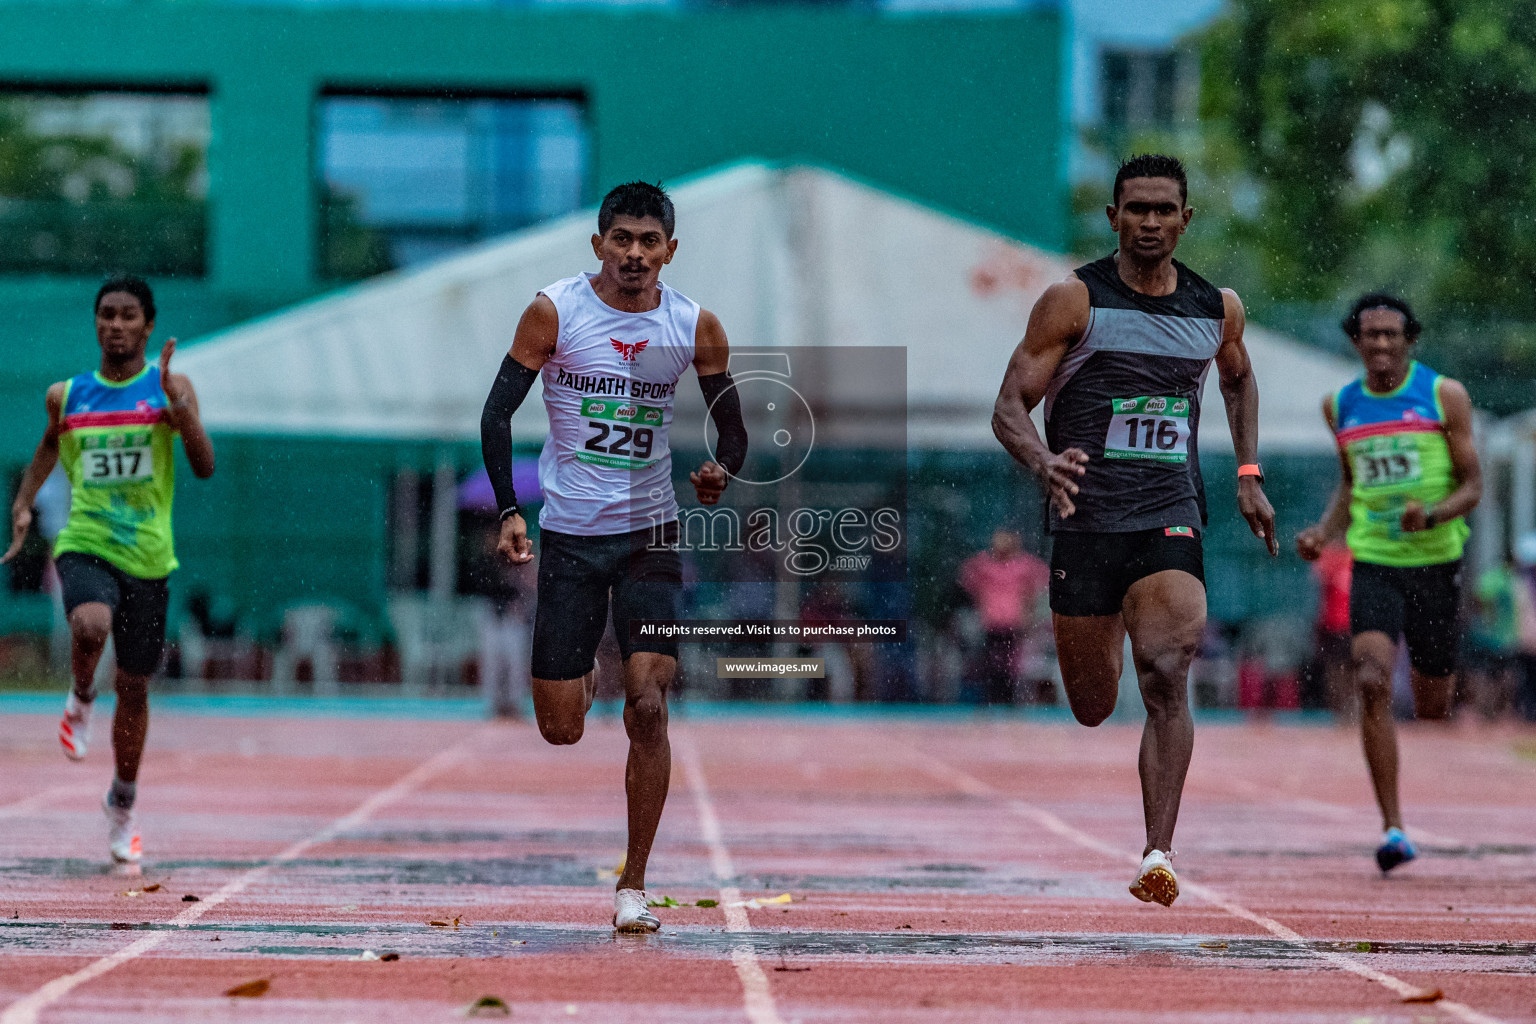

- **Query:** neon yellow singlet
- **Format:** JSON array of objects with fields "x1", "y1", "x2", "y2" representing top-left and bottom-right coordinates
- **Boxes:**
[{"x1": 52, "y1": 366, "x2": 178, "y2": 579}]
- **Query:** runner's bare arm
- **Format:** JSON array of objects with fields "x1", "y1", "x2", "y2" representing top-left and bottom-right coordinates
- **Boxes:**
[
  {"x1": 991, "y1": 279, "x2": 1091, "y2": 517},
  {"x1": 1296, "y1": 396, "x2": 1352, "y2": 561},
  {"x1": 159, "y1": 340, "x2": 215, "y2": 479},
  {"x1": 690, "y1": 309, "x2": 739, "y2": 506},
  {"x1": 1214, "y1": 289, "x2": 1278, "y2": 556},
  {"x1": 1401, "y1": 377, "x2": 1481, "y2": 533},
  {"x1": 484, "y1": 295, "x2": 559, "y2": 565},
  {"x1": 2, "y1": 382, "x2": 66, "y2": 564}
]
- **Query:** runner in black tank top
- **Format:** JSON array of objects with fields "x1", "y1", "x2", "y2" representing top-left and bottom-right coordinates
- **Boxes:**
[{"x1": 992, "y1": 155, "x2": 1278, "y2": 906}]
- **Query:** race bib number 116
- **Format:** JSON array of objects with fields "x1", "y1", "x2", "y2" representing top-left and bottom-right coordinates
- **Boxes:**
[{"x1": 1104, "y1": 396, "x2": 1190, "y2": 463}]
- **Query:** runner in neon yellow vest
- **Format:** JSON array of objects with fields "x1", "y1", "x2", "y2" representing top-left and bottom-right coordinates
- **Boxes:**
[
  {"x1": 1297, "y1": 293, "x2": 1481, "y2": 876},
  {"x1": 3, "y1": 276, "x2": 214, "y2": 865}
]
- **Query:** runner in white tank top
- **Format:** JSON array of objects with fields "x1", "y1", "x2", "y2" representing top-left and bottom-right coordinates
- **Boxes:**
[
  {"x1": 479, "y1": 182, "x2": 748, "y2": 934},
  {"x1": 535, "y1": 271, "x2": 698, "y2": 535}
]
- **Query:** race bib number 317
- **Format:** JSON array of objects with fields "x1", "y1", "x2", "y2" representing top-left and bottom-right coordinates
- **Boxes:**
[
  {"x1": 1104, "y1": 396, "x2": 1190, "y2": 463},
  {"x1": 81, "y1": 431, "x2": 154, "y2": 487}
]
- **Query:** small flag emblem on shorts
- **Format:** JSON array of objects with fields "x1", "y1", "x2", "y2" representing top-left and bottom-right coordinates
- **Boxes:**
[{"x1": 1164, "y1": 526, "x2": 1194, "y2": 537}]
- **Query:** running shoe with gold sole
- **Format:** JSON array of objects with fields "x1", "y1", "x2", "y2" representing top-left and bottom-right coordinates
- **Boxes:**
[
  {"x1": 613, "y1": 888, "x2": 660, "y2": 933},
  {"x1": 1129, "y1": 849, "x2": 1178, "y2": 906}
]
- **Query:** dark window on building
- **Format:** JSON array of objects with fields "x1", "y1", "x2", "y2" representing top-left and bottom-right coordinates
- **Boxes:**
[
  {"x1": 318, "y1": 94, "x2": 587, "y2": 279},
  {"x1": 0, "y1": 91, "x2": 208, "y2": 277},
  {"x1": 1101, "y1": 48, "x2": 1182, "y2": 133}
]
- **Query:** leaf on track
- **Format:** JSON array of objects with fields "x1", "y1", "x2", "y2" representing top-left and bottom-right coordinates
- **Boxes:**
[
  {"x1": 380, "y1": 952, "x2": 400, "y2": 961},
  {"x1": 646, "y1": 895, "x2": 683, "y2": 908},
  {"x1": 224, "y1": 979, "x2": 269, "y2": 998},
  {"x1": 696, "y1": 899, "x2": 718, "y2": 908},
  {"x1": 429, "y1": 920, "x2": 450, "y2": 927},
  {"x1": 1402, "y1": 989, "x2": 1443, "y2": 1004},
  {"x1": 182, "y1": 895, "x2": 200, "y2": 902},
  {"x1": 142, "y1": 884, "x2": 161, "y2": 893},
  {"x1": 466, "y1": 995, "x2": 511, "y2": 1017},
  {"x1": 1198, "y1": 941, "x2": 1228, "y2": 950}
]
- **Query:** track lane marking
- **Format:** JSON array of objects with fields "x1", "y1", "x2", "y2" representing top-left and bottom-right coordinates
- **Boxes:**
[
  {"x1": 676, "y1": 732, "x2": 784, "y2": 1024},
  {"x1": 915, "y1": 752, "x2": 1508, "y2": 1024},
  {"x1": 1219, "y1": 776, "x2": 1462, "y2": 846},
  {"x1": 0, "y1": 785, "x2": 99, "y2": 820},
  {"x1": 0, "y1": 731, "x2": 488, "y2": 1024}
]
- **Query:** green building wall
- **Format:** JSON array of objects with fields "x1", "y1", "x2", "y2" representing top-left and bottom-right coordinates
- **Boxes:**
[{"x1": 0, "y1": 3, "x2": 1066, "y2": 639}]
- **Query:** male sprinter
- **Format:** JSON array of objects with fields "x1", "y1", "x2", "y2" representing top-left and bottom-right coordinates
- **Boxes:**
[
  {"x1": 3, "y1": 276, "x2": 214, "y2": 863},
  {"x1": 992, "y1": 154, "x2": 1277, "y2": 906},
  {"x1": 480, "y1": 182, "x2": 747, "y2": 932},
  {"x1": 1297, "y1": 294, "x2": 1480, "y2": 873}
]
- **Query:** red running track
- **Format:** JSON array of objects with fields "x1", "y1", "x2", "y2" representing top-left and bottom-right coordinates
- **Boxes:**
[{"x1": 0, "y1": 707, "x2": 1534, "y2": 1022}]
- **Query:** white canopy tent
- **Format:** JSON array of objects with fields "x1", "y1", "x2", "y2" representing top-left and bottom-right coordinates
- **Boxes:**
[{"x1": 178, "y1": 161, "x2": 1358, "y2": 455}]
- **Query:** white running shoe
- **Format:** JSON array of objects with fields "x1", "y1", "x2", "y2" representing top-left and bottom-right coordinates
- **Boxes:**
[
  {"x1": 102, "y1": 791, "x2": 141, "y2": 864},
  {"x1": 59, "y1": 691, "x2": 92, "y2": 761},
  {"x1": 613, "y1": 888, "x2": 660, "y2": 933},
  {"x1": 1129, "y1": 849, "x2": 1178, "y2": 906}
]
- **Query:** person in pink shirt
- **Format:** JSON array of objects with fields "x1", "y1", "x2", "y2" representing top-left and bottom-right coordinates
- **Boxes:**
[{"x1": 960, "y1": 530, "x2": 1049, "y2": 704}]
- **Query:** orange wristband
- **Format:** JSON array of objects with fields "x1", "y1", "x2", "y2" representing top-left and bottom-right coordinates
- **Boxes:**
[{"x1": 1238, "y1": 463, "x2": 1263, "y2": 482}]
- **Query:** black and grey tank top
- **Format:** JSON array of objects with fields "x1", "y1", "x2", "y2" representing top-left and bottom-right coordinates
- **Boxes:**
[{"x1": 1042, "y1": 253, "x2": 1225, "y2": 533}]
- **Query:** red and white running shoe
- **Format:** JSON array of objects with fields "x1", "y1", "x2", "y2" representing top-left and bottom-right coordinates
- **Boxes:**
[
  {"x1": 103, "y1": 791, "x2": 141, "y2": 864},
  {"x1": 59, "y1": 691, "x2": 92, "y2": 761}
]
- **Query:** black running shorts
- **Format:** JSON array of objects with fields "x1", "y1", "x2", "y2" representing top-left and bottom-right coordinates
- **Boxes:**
[
  {"x1": 55, "y1": 551, "x2": 169, "y2": 677},
  {"x1": 1049, "y1": 527, "x2": 1205, "y2": 617},
  {"x1": 531, "y1": 522, "x2": 683, "y2": 680},
  {"x1": 1349, "y1": 559, "x2": 1461, "y2": 678}
]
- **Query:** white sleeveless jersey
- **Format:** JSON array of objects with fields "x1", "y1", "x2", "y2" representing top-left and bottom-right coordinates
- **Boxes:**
[{"x1": 536, "y1": 272, "x2": 699, "y2": 536}]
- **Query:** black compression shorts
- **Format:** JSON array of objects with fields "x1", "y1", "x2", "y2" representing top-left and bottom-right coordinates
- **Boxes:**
[
  {"x1": 531, "y1": 522, "x2": 682, "y2": 680},
  {"x1": 1349, "y1": 559, "x2": 1461, "y2": 678},
  {"x1": 55, "y1": 551, "x2": 169, "y2": 677},
  {"x1": 1049, "y1": 527, "x2": 1205, "y2": 617}
]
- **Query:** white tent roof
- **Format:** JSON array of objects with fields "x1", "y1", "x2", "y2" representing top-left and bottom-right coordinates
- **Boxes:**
[{"x1": 178, "y1": 161, "x2": 1357, "y2": 453}]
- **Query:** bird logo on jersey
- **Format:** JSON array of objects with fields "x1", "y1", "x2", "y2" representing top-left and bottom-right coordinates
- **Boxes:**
[{"x1": 611, "y1": 338, "x2": 649, "y2": 362}]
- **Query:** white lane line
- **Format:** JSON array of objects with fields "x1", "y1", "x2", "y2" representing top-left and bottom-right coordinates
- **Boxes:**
[
  {"x1": 0, "y1": 785, "x2": 98, "y2": 820},
  {"x1": 0, "y1": 732, "x2": 486, "y2": 1024},
  {"x1": 1220, "y1": 777, "x2": 1461, "y2": 846},
  {"x1": 676, "y1": 732, "x2": 784, "y2": 1024},
  {"x1": 916, "y1": 753, "x2": 1508, "y2": 1024}
]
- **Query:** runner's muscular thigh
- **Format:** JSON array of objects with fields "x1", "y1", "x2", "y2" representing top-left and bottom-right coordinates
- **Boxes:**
[
  {"x1": 1122, "y1": 570, "x2": 1206, "y2": 678},
  {"x1": 1053, "y1": 613, "x2": 1125, "y2": 721}
]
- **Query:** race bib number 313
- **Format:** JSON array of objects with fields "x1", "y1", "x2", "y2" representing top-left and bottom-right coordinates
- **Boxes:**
[
  {"x1": 577, "y1": 399, "x2": 664, "y2": 471},
  {"x1": 1104, "y1": 396, "x2": 1190, "y2": 463},
  {"x1": 81, "y1": 431, "x2": 154, "y2": 487}
]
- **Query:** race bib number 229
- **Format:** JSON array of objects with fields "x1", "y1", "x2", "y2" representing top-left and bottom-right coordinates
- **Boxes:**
[
  {"x1": 576, "y1": 399, "x2": 664, "y2": 471},
  {"x1": 1104, "y1": 396, "x2": 1190, "y2": 463}
]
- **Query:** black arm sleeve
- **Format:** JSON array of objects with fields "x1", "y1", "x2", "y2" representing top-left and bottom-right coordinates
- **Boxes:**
[
  {"x1": 480, "y1": 354, "x2": 539, "y2": 518},
  {"x1": 698, "y1": 371, "x2": 748, "y2": 479}
]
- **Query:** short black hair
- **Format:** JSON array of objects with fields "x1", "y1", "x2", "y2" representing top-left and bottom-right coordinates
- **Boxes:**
[
  {"x1": 1342, "y1": 292, "x2": 1421, "y2": 341},
  {"x1": 1113, "y1": 154, "x2": 1189, "y2": 206},
  {"x1": 95, "y1": 275, "x2": 155, "y2": 322},
  {"x1": 597, "y1": 181, "x2": 675, "y2": 238}
]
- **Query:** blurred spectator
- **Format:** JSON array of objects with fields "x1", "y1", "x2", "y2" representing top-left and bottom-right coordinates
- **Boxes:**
[
  {"x1": 464, "y1": 523, "x2": 534, "y2": 718},
  {"x1": 1237, "y1": 616, "x2": 1308, "y2": 711},
  {"x1": 1512, "y1": 533, "x2": 1536, "y2": 722},
  {"x1": 1463, "y1": 559, "x2": 1520, "y2": 719},
  {"x1": 1303, "y1": 543, "x2": 1356, "y2": 719},
  {"x1": 958, "y1": 530, "x2": 1048, "y2": 705}
]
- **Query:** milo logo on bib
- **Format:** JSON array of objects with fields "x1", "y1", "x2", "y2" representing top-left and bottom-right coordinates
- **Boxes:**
[{"x1": 1104, "y1": 396, "x2": 1191, "y2": 463}]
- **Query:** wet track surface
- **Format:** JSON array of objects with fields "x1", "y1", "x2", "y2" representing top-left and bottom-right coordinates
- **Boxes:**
[{"x1": 0, "y1": 706, "x2": 1533, "y2": 1022}]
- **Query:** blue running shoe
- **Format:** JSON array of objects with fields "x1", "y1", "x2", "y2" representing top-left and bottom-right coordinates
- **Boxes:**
[{"x1": 1375, "y1": 828, "x2": 1417, "y2": 873}]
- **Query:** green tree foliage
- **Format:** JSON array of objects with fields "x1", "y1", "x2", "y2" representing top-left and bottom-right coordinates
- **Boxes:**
[
  {"x1": 0, "y1": 97, "x2": 206, "y2": 275},
  {"x1": 1200, "y1": 0, "x2": 1536, "y2": 313}
]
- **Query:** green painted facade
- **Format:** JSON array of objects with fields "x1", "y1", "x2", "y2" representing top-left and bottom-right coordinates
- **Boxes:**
[{"x1": 0, "y1": 3, "x2": 1065, "y2": 637}]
